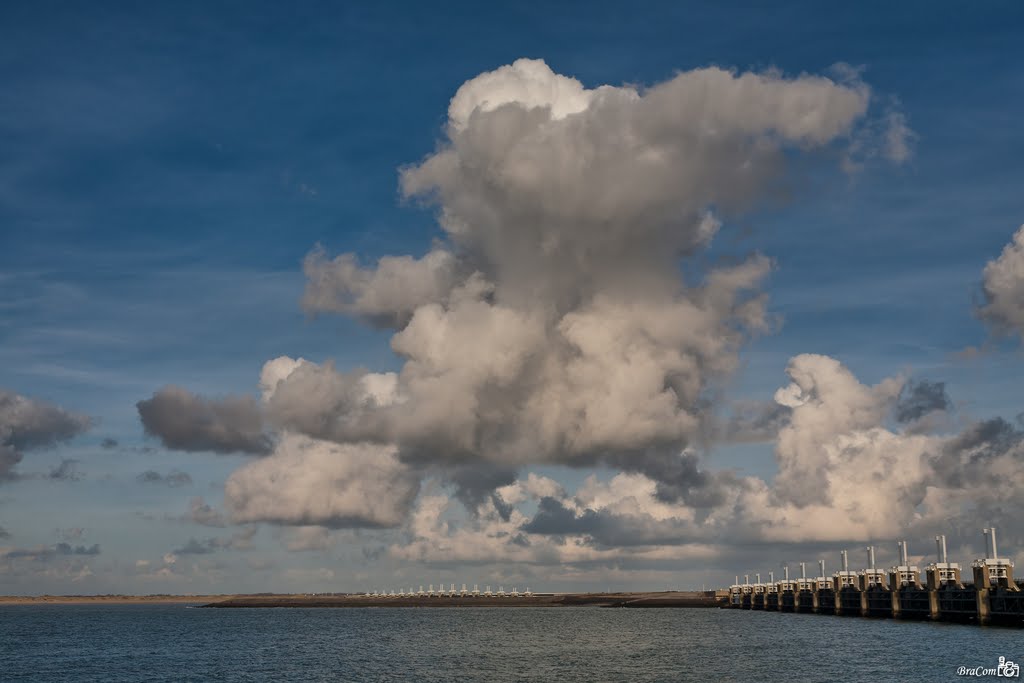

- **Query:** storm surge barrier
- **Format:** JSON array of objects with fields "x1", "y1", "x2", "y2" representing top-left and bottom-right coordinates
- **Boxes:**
[{"x1": 726, "y1": 528, "x2": 1023, "y2": 626}]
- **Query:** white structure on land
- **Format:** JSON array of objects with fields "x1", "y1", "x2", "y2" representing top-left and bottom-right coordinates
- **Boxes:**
[{"x1": 365, "y1": 581, "x2": 537, "y2": 599}]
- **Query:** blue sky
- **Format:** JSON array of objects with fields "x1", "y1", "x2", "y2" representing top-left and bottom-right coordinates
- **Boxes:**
[{"x1": 1, "y1": 1, "x2": 1023, "y2": 594}]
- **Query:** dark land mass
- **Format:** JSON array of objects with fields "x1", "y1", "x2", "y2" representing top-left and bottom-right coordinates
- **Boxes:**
[{"x1": 202, "y1": 591, "x2": 727, "y2": 609}]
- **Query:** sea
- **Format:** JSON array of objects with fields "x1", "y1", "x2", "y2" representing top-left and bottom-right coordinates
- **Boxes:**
[{"x1": 1, "y1": 604, "x2": 1020, "y2": 682}]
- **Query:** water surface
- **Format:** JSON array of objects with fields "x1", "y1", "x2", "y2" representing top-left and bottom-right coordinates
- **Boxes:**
[{"x1": 2, "y1": 605, "x2": 1020, "y2": 682}]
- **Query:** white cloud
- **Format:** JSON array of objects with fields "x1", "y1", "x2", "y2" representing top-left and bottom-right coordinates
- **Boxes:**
[
  {"x1": 447, "y1": 58, "x2": 596, "y2": 130},
  {"x1": 224, "y1": 433, "x2": 419, "y2": 529},
  {"x1": 0, "y1": 389, "x2": 92, "y2": 481},
  {"x1": 978, "y1": 225, "x2": 1024, "y2": 338},
  {"x1": 271, "y1": 58, "x2": 887, "y2": 504},
  {"x1": 144, "y1": 59, "x2": 913, "y2": 541}
]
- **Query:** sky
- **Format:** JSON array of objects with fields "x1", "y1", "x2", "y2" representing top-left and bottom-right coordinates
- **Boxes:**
[{"x1": 1, "y1": 1, "x2": 1023, "y2": 595}]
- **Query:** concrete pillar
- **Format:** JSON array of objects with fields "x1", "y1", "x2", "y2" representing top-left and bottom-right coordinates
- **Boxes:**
[
  {"x1": 974, "y1": 563, "x2": 991, "y2": 625},
  {"x1": 891, "y1": 589, "x2": 901, "y2": 619},
  {"x1": 812, "y1": 590, "x2": 819, "y2": 613},
  {"x1": 928, "y1": 589, "x2": 940, "y2": 621},
  {"x1": 860, "y1": 590, "x2": 869, "y2": 617},
  {"x1": 976, "y1": 587, "x2": 990, "y2": 625}
]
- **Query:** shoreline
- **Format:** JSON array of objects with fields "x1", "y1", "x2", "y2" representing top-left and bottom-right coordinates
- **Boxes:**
[
  {"x1": 0, "y1": 595, "x2": 234, "y2": 605},
  {"x1": 202, "y1": 591, "x2": 726, "y2": 609},
  {"x1": 0, "y1": 591, "x2": 727, "y2": 608}
]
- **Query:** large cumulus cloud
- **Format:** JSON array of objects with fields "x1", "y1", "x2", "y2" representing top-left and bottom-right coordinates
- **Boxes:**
[
  {"x1": 142, "y1": 59, "x2": 910, "y2": 535},
  {"x1": 280, "y1": 59, "x2": 896, "y2": 500},
  {"x1": 0, "y1": 389, "x2": 92, "y2": 481}
]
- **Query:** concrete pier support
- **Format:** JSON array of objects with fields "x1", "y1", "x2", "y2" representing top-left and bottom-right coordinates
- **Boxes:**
[
  {"x1": 975, "y1": 584, "x2": 991, "y2": 625},
  {"x1": 928, "y1": 590, "x2": 940, "y2": 620}
]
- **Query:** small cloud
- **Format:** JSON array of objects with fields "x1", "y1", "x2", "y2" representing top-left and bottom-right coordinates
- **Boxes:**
[
  {"x1": 883, "y1": 110, "x2": 914, "y2": 163},
  {"x1": 57, "y1": 527, "x2": 84, "y2": 541},
  {"x1": 895, "y1": 379, "x2": 952, "y2": 423},
  {"x1": 171, "y1": 527, "x2": 257, "y2": 555},
  {"x1": 186, "y1": 497, "x2": 226, "y2": 527},
  {"x1": 58, "y1": 542, "x2": 100, "y2": 556},
  {"x1": 100, "y1": 437, "x2": 119, "y2": 450},
  {"x1": 954, "y1": 345, "x2": 986, "y2": 361},
  {"x1": 0, "y1": 388, "x2": 93, "y2": 481},
  {"x1": 136, "y1": 470, "x2": 193, "y2": 487},
  {"x1": 172, "y1": 538, "x2": 214, "y2": 555},
  {"x1": 166, "y1": 496, "x2": 228, "y2": 527},
  {"x1": 0, "y1": 525, "x2": 10, "y2": 539},
  {"x1": 136, "y1": 386, "x2": 271, "y2": 455},
  {"x1": 48, "y1": 458, "x2": 83, "y2": 482},
  {"x1": 1, "y1": 542, "x2": 100, "y2": 561}
]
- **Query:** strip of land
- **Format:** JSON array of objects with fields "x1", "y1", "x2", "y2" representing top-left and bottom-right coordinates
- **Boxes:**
[
  {"x1": 0, "y1": 591, "x2": 727, "y2": 607},
  {"x1": 202, "y1": 591, "x2": 726, "y2": 609},
  {"x1": 0, "y1": 594, "x2": 233, "y2": 604}
]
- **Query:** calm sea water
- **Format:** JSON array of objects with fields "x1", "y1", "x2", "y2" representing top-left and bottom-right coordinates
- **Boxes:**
[{"x1": 1, "y1": 604, "x2": 1020, "y2": 682}]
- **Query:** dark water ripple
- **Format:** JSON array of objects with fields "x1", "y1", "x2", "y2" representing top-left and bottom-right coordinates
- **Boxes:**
[{"x1": 1, "y1": 605, "x2": 1021, "y2": 682}]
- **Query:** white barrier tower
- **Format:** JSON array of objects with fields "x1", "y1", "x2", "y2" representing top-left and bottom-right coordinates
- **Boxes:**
[
  {"x1": 764, "y1": 570, "x2": 778, "y2": 601},
  {"x1": 926, "y1": 534, "x2": 961, "y2": 589},
  {"x1": 889, "y1": 540, "x2": 920, "y2": 588},
  {"x1": 815, "y1": 560, "x2": 830, "y2": 591},
  {"x1": 859, "y1": 545, "x2": 886, "y2": 590},
  {"x1": 796, "y1": 562, "x2": 813, "y2": 593},
  {"x1": 834, "y1": 549, "x2": 857, "y2": 590},
  {"x1": 973, "y1": 527, "x2": 1017, "y2": 589}
]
